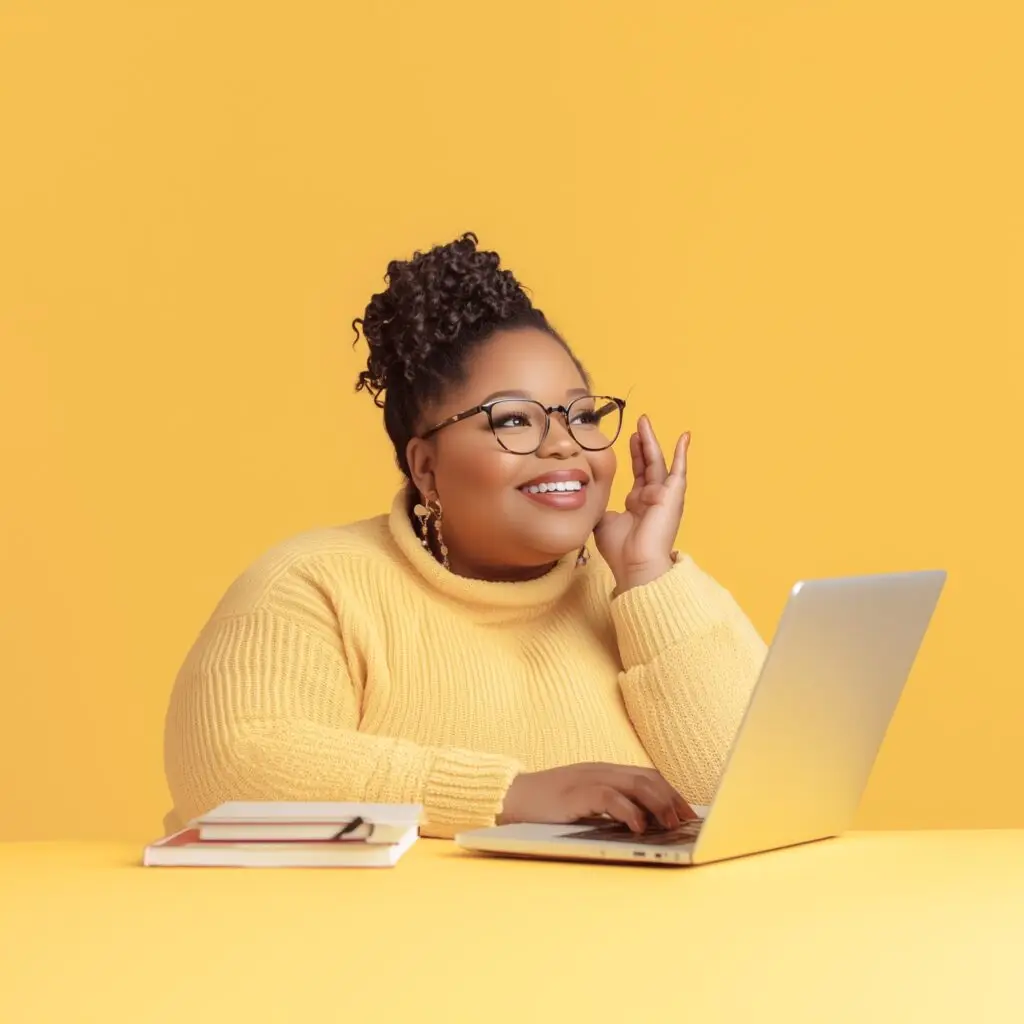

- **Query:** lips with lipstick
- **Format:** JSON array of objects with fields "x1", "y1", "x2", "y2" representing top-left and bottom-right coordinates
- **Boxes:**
[{"x1": 518, "y1": 469, "x2": 590, "y2": 509}]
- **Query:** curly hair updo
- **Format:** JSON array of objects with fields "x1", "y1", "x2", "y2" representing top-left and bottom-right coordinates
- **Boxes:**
[{"x1": 353, "y1": 232, "x2": 585, "y2": 478}]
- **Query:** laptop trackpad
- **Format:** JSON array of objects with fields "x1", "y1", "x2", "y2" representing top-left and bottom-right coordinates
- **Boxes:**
[{"x1": 561, "y1": 819, "x2": 703, "y2": 846}]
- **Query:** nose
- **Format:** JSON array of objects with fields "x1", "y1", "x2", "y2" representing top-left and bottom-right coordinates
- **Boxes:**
[{"x1": 536, "y1": 411, "x2": 579, "y2": 459}]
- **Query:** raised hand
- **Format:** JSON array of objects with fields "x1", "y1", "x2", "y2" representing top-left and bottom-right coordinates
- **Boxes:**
[{"x1": 593, "y1": 415, "x2": 689, "y2": 592}]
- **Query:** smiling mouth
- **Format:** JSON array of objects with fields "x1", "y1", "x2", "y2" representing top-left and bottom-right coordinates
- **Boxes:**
[
  {"x1": 520, "y1": 480, "x2": 585, "y2": 495},
  {"x1": 517, "y1": 479, "x2": 588, "y2": 510}
]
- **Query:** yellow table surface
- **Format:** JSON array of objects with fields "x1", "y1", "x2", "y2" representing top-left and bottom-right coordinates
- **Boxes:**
[{"x1": 2, "y1": 831, "x2": 1023, "y2": 1023}]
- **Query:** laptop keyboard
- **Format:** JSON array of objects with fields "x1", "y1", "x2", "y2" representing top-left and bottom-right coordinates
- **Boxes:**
[{"x1": 563, "y1": 818, "x2": 704, "y2": 846}]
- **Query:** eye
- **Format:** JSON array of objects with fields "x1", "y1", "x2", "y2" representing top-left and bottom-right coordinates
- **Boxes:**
[
  {"x1": 491, "y1": 412, "x2": 530, "y2": 429},
  {"x1": 569, "y1": 400, "x2": 615, "y2": 426},
  {"x1": 490, "y1": 403, "x2": 537, "y2": 429}
]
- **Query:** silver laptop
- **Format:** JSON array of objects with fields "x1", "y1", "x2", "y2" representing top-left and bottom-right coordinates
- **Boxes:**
[{"x1": 456, "y1": 570, "x2": 946, "y2": 867}]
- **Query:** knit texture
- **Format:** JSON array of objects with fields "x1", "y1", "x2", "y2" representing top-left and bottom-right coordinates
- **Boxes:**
[{"x1": 163, "y1": 492, "x2": 768, "y2": 838}]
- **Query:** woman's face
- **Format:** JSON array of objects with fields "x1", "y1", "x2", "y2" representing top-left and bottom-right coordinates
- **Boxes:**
[{"x1": 406, "y1": 328, "x2": 617, "y2": 579}]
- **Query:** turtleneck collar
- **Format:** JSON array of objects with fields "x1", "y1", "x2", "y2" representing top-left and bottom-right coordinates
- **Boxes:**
[{"x1": 387, "y1": 490, "x2": 581, "y2": 613}]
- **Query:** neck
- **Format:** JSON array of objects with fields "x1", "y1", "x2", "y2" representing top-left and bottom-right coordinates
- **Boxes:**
[
  {"x1": 448, "y1": 555, "x2": 561, "y2": 583},
  {"x1": 389, "y1": 489, "x2": 580, "y2": 617},
  {"x1": 406, "y1": 507, "x2": 560, "y2": 583}
]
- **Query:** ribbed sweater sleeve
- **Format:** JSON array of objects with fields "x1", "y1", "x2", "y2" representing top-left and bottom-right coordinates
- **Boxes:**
[
  {"x1": 610, "y1": 554, "x2": 768, "y2": 804},
  {"x1": 164, "y1": 607, "x2": 522, "y2": 839}
]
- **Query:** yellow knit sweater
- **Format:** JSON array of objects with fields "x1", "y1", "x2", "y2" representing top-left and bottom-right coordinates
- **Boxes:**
[{"x1": 164, "y1": 492, "x2": 767, "y2": 838}]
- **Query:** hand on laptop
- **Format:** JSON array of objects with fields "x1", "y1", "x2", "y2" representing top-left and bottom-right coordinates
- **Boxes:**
[{"x1": 497, "y1": 763, "x2": 697, "y2": 833}]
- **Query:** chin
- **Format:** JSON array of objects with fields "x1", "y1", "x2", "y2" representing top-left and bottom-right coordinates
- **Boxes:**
[{"x1": 520, "y1": 529, "x2": 590, "y2": 564}]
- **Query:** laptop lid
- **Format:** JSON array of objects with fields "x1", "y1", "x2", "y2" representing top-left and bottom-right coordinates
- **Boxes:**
[{"x1": 690, "y1": 570, "x2": 946, "y2": 865}]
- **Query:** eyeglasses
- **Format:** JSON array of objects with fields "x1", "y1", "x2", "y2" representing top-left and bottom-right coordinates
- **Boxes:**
[{"x1": 420, "y1": 395, "x2": 626, "y2": 455}]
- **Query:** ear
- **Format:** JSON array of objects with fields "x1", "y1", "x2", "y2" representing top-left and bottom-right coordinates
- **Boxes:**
[{"x1": 405, "y1": 436, "x2": 437, "y2": 499}]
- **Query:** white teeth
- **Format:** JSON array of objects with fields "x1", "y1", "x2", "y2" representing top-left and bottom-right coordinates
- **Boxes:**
[{"x1": 522, "y1": 480, "x2": 584, "y2": 495}]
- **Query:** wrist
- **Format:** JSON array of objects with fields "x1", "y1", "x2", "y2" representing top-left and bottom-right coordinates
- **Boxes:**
[
  {"x1": 496, "y1": 772, "x2": 524, "y2": 825},
  {"x1": 615, "y1": 555, "x2": 675, "y2": 593}
]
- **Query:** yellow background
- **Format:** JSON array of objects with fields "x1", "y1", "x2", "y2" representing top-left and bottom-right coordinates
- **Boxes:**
[{"x1": 1, "y1": 1, "x2": 1021, "y2": 842}]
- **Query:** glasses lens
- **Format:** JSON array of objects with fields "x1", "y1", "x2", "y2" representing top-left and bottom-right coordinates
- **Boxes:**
[
  {"x1": 567, "y1": 396, "x2": 623, "y2": 450},
  {"x1": 488, "y1": 400, "x2": 548, "y2": 454}
]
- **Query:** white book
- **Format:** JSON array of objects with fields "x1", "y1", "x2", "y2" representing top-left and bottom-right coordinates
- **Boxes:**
[
  {"x1": 143, "y1": 825, "x2": 418, "y2": 868},
  {"x1": 191, "y1": 801, "x2": 423, "y2": 844}
]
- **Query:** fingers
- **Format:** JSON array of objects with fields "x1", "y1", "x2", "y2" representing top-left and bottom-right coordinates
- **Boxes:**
[
  {"x1": 638, "y1": 415, "x2": 668, "y2": 485},
  {"x1": 626, "y1": 775, "x2": 684, "y2": 830},
  {"x1": 628, "y1": 419, "x2": 690, "y2": 514},
  {"x1": 629, "y1": 430, "x2": 644, "y2": 482},
  {"x1": 630, "y1": 767, "x2": 695, "y2": 820},
  {"x1": 668, "y1": 431, "x2": 690, "y2": 484},
  {"x1": 583, "y1": 764, "x2": 691, "y2": 830},
  {"x1": 587, "y1": 786, "x2": 648, "y2": 833},
  {"x1": 622, "y1": 431, "x2": 646, "y2": 516},
  {"x1": 673, "y1": 794, "x2": 699, "y2": 820}
]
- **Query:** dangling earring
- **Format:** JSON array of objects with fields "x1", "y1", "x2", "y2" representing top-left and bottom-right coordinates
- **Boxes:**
[
  {"x1": 413, "y1": 496, "x2": 450, "y2": 572},
  {"x1": 413, "y1": 501, "x2": 431, "y2": 550},
  {"x1": 576, "y1": 544, "x2": 590, "y2": 567},
  {"x1": 429, "y1": 497, "x2": 449, "y2": 571}
]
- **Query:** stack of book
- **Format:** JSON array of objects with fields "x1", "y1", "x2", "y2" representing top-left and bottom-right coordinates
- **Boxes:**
[{"x1": 143, "y1": 801, "x2": 421, "y2": 868}]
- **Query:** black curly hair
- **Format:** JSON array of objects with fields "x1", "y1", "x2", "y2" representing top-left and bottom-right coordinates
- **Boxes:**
[{"x1": 353, "y1": 232, "x2": 587, "y2": 478}]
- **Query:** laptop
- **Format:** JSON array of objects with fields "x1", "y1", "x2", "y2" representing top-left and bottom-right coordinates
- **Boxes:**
[{"x1": 456, "y1": 569, "x2": 946, "y2": 867}]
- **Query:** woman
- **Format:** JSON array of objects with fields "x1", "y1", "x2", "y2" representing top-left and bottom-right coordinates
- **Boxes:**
[{"x1": 163, "y1": 233, "x2": 767, "y2": 838}]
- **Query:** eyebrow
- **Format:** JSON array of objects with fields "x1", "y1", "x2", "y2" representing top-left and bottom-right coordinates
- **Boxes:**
[{"x1": 479, "y1": 387, "x2": 590, "y2": 404}]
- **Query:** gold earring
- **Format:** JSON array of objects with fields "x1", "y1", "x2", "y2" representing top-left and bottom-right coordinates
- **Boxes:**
[
  {"x1": 576, "y1": 544, "x2": 590, "y2": 567},
  {"x1": 413, "y1": 497, "x2": 450, "y2": 572},
  {"x1": 413, "y1": 502, "x2": 431, "y2": 550},
  {"x1": 431, "y1": 498, "x2": 449, "y2": 571}
]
